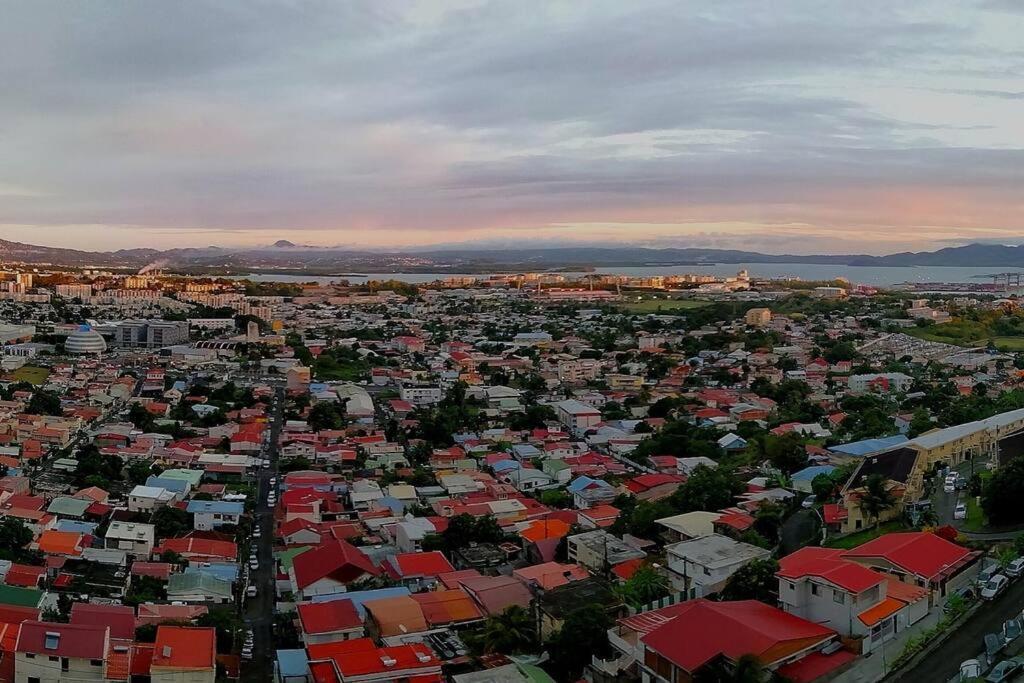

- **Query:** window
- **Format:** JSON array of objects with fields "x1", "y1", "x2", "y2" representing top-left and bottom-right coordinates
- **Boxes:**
[
  {"x1": 25, "y1": 653, "x2": 35, "y2": 660},
  {"x1": 788, "y1": 582, "x2": 795, "y2": 591},
  {"x1": 62, "y1": 657, "x2": 69, "y2": 672},
  {"x1": 834, "y1": 590, "x2": 846, "y2": 604},
  {"x1": 27, "y1": 678, "x2": 40, "y2": 683},
  {"x1": 91, "y1": 659, "x2": 103, "y2": 667},
  {"x1": 703, "y1": 567, "x2": 711, "y2": 576},
  {"x1": 811, "y1": 584, "x2": 819, "y2": 596}
]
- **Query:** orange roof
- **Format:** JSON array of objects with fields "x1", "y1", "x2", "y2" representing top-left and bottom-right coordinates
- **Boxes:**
[
  {"x1": 362, "y1": 596, "x2": 427, "y2": 637},
  {"x1": 36, "y1": 530, "x2": 83, "y2": 557},
  {"x1": 519, "y1": 518, "x2": 571, "y2": 543},
  {"x1": 411, "y1": 590, "x2": 484, "y2": 626},
  {"x1": 105, "y1": 639, "x2": 133, "y2": 679},
  {"x1": 858, "y1": 597, "x2": 904, "y2": 626},
  {"x1": 151, "y1": 626, "x2": 216, "y2": 671}
]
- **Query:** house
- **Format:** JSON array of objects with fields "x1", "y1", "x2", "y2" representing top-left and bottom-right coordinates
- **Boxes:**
[
  {"x1": 296, "y1": 599, "x2": 364, "y2": 645},
  {"x1": 186, "y1": 500, "x2": 244, "y2": 531},
  {"x1": 128, "y1": 485, "x2": 176, "y2": 513},
  {"x1": 790, "y1": 465, "x2": 836, "y2": 494},
  {"x1": 307, "y1": 639, "x2": 441, "y2": 683},
  {"x1": 654, "y1": 512, "x2": 722, "y2": 542},
  {"x1": 630, "y1": 600, "x2": 840, "y2": 682},
  {"x1": 566, "y1": 530, "x2": 645, "y2": 575},
  {"x1": 838, "y1": 448, "x2": 919, "y2": 533},
  {"x1": 567, "y1": 476, "x2": 616, "y2": 509},
  {"x1": 69, "y1": 603, "x2": 136, "y2": 641},
  {"x1": 361, "y1": 595, "x2": 428, "y2": 642},
  {"x1": 664, "y1": 534, "x2": 771, "y2": 598},
  {"x1": 14, "y1": 621, "x2": 110, "y2": 682},
  {"x1": 290, "y1": 541, "x2": 380, "y2": 601},
  {"x1": 554, "y1": 399, "x2": 602, "y2": 435},
  {"x1": 621, "y1": 474, "x2": 684, "y2": 502},
  {"x1": 513, "y1": 562, "x2": 589, "y2": 592},
  {"x1": 167, "y1": 572, "x2": 234, "y2": 603},
  {"x1": 150, "y1": 626, "x2": 217, "y2": 683},
  {"x1": 104, "y1": 521, "x2": 156, "y2": 556},
  {"x1": 777, "y1": 547, "x2": 930, "y2": 653},
  {"x1": 393, "y1": 516, "x2": 444, "y2": 554},
  {"x1": 382, "y1": 551, "x2": 455, "y2": 591},
  {"x1": 841, "y1": 532, "x2": 981, "y2": 602},
  {"x1": 411, "y1": 589, "x2": 484, "y2": 628}
]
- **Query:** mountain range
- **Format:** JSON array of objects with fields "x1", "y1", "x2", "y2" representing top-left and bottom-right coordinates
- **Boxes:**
[{"x1": 3, "y1": 239, "x2": 1024, "y2": 273}]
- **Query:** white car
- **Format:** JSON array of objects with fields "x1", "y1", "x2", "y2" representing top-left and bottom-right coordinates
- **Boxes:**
[
  {"x1": 954, "y1": 502, "x2": 967, "y2": 520},
  {"x1": 958, "y1": 659, "x2": 981, "y2": 681},
  {"x1": 1007, "y1": 558, "x2": 1024, "y2": 578},
  {"x1": 943, "y1": 477, "x2": 958, "y2": 493},
  {"x1": 249, "y1": 559, "x2": 259, "y2": 571},
  {"x1": 246, "y1": 585, "x2": 258, "y2": 598},
  {"x1": 982, "y1": 574, "x2": 1010, "y2": 600}
]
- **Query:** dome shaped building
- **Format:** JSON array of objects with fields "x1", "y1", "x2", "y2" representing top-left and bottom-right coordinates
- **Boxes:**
[{"x1": 65, "y1": 325, "x2": 107, "y2": 355}]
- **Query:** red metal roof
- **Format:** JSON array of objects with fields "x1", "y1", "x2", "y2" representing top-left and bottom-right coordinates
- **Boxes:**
[
  {"x1": 292, "y1": 540, "x2": 380, "y2": 590},
  {"x1": 151, "y1": 626, "x2": 216, "y2": 670},
  {"x1": 297, "y1": 599, "x2": 362, "y2": 636},
  {"x1": 16, "y1": 621, "x2": 108, "y2": 659},
  {"x1": 841, "y1": 532, "x2": 974, "y2": 581}
]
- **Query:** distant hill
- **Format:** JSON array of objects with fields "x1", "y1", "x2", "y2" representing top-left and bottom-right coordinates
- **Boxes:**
[{"x1": 2, "y1": 238, "x2": 1024, "y2": 272}]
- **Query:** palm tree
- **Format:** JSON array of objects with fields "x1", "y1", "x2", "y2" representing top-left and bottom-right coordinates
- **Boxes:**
[
  {"x1": 477, "y1": 606, "x2": 536, "y2": 654},
  {"x1": 858, "y1": 474, "x2": 896, "y2": 529}
]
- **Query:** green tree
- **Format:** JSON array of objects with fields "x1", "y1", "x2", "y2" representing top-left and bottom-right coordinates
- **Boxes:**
[
  {"x1": 27, "y1": 389, "x2": 62, "y2": 416},
  {"x1": 615, "y1": 565, "x2": 670, "y2": 609},
  {"x1": 545, "y1": 604, "x2": 613, "y2": 682},
  {"x1": 0, "y1": 517, "x2": 33, "y2": 554},
  {"x1": 983, "y1": 457, "x2": 1024, "y2": 526},
  {"x1": 858, "y1": 474, "x2": 896, "y2": 528},
  {"x1": 471, "y1": 606, "x2": 538, "y2": 655},
  {"x1": 671, "y1": 466, "x2": 744, "y2": 513},
  {"x1": 152, "y1": 506, "x2": 192, "y2": 539},
  {"x1": 720, "y1": 558, "x2": 780, "y2": 603}
]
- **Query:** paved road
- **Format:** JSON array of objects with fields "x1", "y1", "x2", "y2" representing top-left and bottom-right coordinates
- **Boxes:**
[
  {"x1": 899, "y1": 579, "x2": 1024, "y2": 682},
  {"x1": 241, "y1": 387, "x2": 284, "y2": 682}
]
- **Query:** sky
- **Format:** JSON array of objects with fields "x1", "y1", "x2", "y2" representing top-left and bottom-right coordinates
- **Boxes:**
[{"x1": 1, "y1": 1, "x2": 1023, "y2": 255}]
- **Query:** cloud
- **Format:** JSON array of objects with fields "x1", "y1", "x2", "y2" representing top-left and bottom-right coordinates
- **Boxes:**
[{"x1": 0, "y1": 1, "x2": 1022, "y2": 253}]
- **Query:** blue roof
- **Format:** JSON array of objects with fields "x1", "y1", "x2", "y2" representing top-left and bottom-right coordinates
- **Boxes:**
[
  {"x1": 376, "y1": 496, "x2": 406, "y2": 515},
  {"x1": 186, "y1": 562, "x2": 239, "y2": 583},
  {"x1": 186, "y1": 500, "x2": 244, "y2": 515},
  {"x1": 311, "y1": 587, "x2": 411, "y2": 615},
  {"x1": 568, "y1": 475, "x2": 610, "y2": 493},
  {"x1": 276, "y1": 649, "x2": 309, "y2": 678},
  {"x1": 791, "y1": 465, "x2": 837, "y2": 481},
  {"x1": 512, "y1": 444, "x2": 541, "y2": 458},
  {"x1": 829, "y1": 434, "x2": 909, "y2": 457},
  {"x1": 492, "y1": 460, "x2": 520, "y2": 472},
  {"x1": 56, "y1": 520, "x2": 98, "y2": 534},
  {"x1": 146, "y1": 476, "x2": 189, "y2": 493}
]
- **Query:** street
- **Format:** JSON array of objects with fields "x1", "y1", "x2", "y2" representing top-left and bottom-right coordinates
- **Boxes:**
[
  {"x1": 900, "y1": 578, "x2": 1024, "y2": 682},
  {"x1": 241, "y1": 387, "x2": 284, "y2": 682}
]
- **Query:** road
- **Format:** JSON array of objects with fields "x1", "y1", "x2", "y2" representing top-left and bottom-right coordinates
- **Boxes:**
[
  {"x1": 241, "y1": 387, "x2": 284, "y2": 682},
  {"x1": 780, "y1": 508, "x2": 821, "y2": 555},
  {"x1": 900, "y1": 579, "x2": 1024, "y2": 682}
]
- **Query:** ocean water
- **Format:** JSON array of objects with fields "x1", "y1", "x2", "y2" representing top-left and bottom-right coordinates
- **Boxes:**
[{"x1": 240, "y1": 263, "x2": 1024, "y2": 287}]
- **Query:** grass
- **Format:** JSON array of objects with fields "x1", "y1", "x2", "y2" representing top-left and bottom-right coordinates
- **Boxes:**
[
  {"x1": 10, "y1": 365, "x2": 50, "y2": 386},
  {"x1": 991, "y1": 336, "x2": 1024, "y2": 351},
  {"x1": 825, "y1": 520, "x2": 907, "y2": 549},
  {"x1": 619, "y1": 299, "x2": 710, "y2": 314},
  {"x1": 963, "y1": 496, "x2": 986, "y2": 532}
]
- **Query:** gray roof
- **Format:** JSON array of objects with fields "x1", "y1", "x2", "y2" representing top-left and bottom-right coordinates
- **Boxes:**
[{"x1": 666, "y1": 533, "x2": 770, "y2": 569}]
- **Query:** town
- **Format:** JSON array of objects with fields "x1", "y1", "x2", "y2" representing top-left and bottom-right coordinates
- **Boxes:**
[{"x1": 0, "y1": 267, "x2": 1023, "y2": 683}]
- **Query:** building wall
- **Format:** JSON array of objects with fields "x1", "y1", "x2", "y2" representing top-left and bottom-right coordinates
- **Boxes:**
[
  {"x1": 15, "y1": 653, "x2": 106, "y2": 682},
  {"x1": 151, "y1": 667, "x2": 215, "y2": 683}
]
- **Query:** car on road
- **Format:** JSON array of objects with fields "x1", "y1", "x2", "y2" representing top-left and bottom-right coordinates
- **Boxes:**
[
  {"x1": 246, "y1": 585, "x2": 258, "y2": 598},
  {"x1": 986, "y1": 657, "x2": 1023, "y2": 682},
  {"x1": 983, "y1": 574, "x2": 1010, "y2": 600},
  {"x1": 801, "y1": 495, "x2": 816, "y2": 509},
  {"x1": 954, "y1": 502, "x2": 967, "y2": 520},
  {"x1": 252, "y1": 527, "x2": 261, "y2": 538},
  {"x1": 249, "y1": 559, "x2": 259, "y2": 570},
  {"x1": 944, "y1": 475, "x2": 959, "y2": 493},
  {"x1": 1007, "y1": 558, "x2": 1024, "y2": 578},
  {"x1": 958, "y1": 658, "x2": 982, "y2": 681}
]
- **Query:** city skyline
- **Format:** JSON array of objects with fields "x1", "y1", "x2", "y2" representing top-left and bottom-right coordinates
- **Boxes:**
[{"x1": 3, "y1": 1, "x2": 1024, "y2": 253}]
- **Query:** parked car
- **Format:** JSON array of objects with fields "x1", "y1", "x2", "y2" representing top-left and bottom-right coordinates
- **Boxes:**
[
  {"x1": 982, "y1": 574, "x2": 1010, "y2": 600},
  {"x1": 959, "y1": 658, "x2": 982, "y2": 681},
  {"x1": 246, "y1": 585, "x2": 258, "y2": 598},
  {"x1": 986, "y1": 657, "x2": 1023, "y2": 682},
  {"x1": 944, "y1": 476, "x2": 958, "y2": 493},
  {"x1": 980, "y1": 563, "x2": 1001, "y2": 586},
  {"x1": 1007, "y1": 558, "x2": 1024, "y2": 578},
  {"x1": 954, "y1": 502, "x2": 967, "y2": 520},
  {"x1": 801, "y1": 495, "x2": 816, "y2": 509}
]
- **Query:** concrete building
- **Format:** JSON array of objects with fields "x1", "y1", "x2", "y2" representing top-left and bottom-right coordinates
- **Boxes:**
[{"x1": 664, "y1": 533, "x2": 771, "y2": 598}]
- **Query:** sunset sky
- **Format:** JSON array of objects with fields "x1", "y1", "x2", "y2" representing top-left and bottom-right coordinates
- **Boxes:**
[{"x1": 2, "y1": 1, "x2": 1023, "y2": 254}]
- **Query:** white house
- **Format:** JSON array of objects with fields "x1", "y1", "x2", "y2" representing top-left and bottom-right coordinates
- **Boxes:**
[
  {"x1": 105, "y1": 521, "x2": 156, "y2": 556},
  {"x1": 664, "y1": 534, "x2": 770, "y2": 598},
  {"x1": 186, "y1": 500, "x2": 244, "y2": 531}
]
